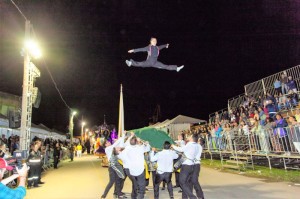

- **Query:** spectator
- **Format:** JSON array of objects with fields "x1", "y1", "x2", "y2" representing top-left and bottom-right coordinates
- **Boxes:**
[
  {"x1": 287, "y1": 76, "x2": 297, "y2": 93},
  {"x1": 274, "y1": 79, "x2": 282, "y2": 95},
  {"x1": 209, "y1": 125, "x2": 216, "y2": 150},
  {"x1": 214, "y1": 124, "x2": 223, "y2": 150},
  {"x1": 288, "y1": 116, "x2": 300, "y2": 143},
  {"x1": 257, "y1": 96, "x2": 264, "y2": 107},
  {"x1": 281, "y1": 72, "x2": 288, "y2": 94},
  {"x1": 278, "y1": 93, "x2": 288, "y2": 110},
  {"x1": 239, "y1": 121, "x2": 250, "y2": 136},
  {"x1": 274, "y1": 113, "x2": 290, "y2": 155},
  {"x1": 223, "y1": 123, "x2": 233, "y2": 151},
  {"x1": 253, "y1": 110, "x2": 259, "y2": 121},
  {"x1": 251, "y1": 120, "x2": 269, "y2": 153},
  {"x1": 258, "y1": 107, "x2": 266, "y2": 126},
  {"x1": 0, "y1": 158, "x2": 29, "y2": 199},
  {"x1": 265, "y1": 93, "x2": 276, "y2": 119},
  {"x1": 0, "y1": 144, "x2": 7, "y2": 158},
  {"x1": 230, "y1": 113, "x2": 236, "y2": 123},
  {"x1": 295, "y1": 109, "x2": 300, "y2": 122},
  {"x1": 0, "y1": 135, "x2": 7, "y2": 146},
  {"x1": 286, "y1": 90, "x2": 298, "y2": 107},
  {"x1": 240, "y1": 112, "x2": 247, "y2": 122}
]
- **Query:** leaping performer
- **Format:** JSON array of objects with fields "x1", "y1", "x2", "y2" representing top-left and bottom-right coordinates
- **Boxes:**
[{"x1": 126, "y1": 37, "x2": 184, "y2": 72}]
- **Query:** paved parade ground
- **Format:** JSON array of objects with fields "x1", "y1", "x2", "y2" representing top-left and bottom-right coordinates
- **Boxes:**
[{"x1": 25, "y1": 155, "x2": 300, "y2": 199}]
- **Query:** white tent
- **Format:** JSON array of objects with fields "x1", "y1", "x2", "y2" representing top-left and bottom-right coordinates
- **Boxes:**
[{"x1": 151, "y1": 115, "x2": 206, "y2": 139}]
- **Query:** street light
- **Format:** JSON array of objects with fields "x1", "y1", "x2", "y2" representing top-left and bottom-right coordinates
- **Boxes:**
[
  {"x1": 81, "y1": 121, "x2": 86, "y2": 142},
  {"x1": 69, "y1": 110, "x2": 77, "y2": 144},
  {"x1": 25, "y1": 40, "x2": 42, "y2": 59}
]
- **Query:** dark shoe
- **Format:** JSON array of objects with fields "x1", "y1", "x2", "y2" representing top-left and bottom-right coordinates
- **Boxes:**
[
  {"x1": 178, "y1": 189, "x2": 182, "y2": 193},
  {"x1": 33, "y1": 185, "x2": 40, "y2": 188},
  {"x1": 38, "y1": 181, "x2": 45, "y2": 184},
  {"x1": 173, "y1": 185, "x2": 179, "y2": 188},
  {"x1": 161, "y1": 187, "x2": 165, "y2": 190},
  {"x1": 118, "y1": 193, "x2": 127, "y2": 198}
]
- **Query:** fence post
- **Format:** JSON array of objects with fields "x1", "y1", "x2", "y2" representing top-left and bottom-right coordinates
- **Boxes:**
[
  {"x1": 228, "y1": 100, "x2": 230, "y2": 112},
  {"x1": 262, "y1": 79, "x2": 266, "y2": 95}
]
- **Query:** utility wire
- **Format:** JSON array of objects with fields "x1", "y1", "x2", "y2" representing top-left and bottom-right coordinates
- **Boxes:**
[
  {"x1": 42, "y1": 59, "x2": 72, "y2": 111},
  {"x1": 9, "y1": 0, "x2": 27, "y2": 21}
]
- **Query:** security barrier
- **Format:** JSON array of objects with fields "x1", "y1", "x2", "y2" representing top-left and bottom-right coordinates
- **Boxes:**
[{"x1": 202, "y1": 126, "x2": 300, "y2": 170}]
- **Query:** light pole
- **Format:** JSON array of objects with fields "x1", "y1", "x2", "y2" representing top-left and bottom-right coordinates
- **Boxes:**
[
  {"x1": 20, "y1": 20, "x2": 41, "y2": 151},
  {"x1": 81, "y1": 121, "x2": 86, "y2": 143},
  {"x1": 69, "y1": 111, "x2": 77, "y2": 144}
]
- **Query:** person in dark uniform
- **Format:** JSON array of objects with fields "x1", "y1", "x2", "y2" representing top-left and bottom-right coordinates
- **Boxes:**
[
  {"x1": 69, "y1": 144, "x2": 75, "y2": 161},
  {"x1": 27, "y1": 141, "x2": 42, "y2": 188},
  {"x1": 35, "y1": 139, "x2": 45, "y2": 185},
  {"x1": 53, "y1": 143, "x2": 60, "y2": 169},
  {"x1": 85, "y1": 139, "x2": 91, "y2": 154},
  {"x1": 126, "y1": 37, "x2": 184, "y2": 72}
]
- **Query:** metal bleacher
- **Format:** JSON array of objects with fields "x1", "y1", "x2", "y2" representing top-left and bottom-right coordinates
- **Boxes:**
[{"x1": 206, "y1": 65, "x2": 300, "y2": 170}]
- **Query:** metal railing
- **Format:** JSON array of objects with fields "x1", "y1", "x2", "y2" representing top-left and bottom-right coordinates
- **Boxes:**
[
  {"x1": 208, "y1": 108, "x2": 228, "y2": 123},
  {"x1": 228, "y1": 94, "x2": 245, "y2": 110},
  {"x1": 245, "y1": 65, "x2": 300, "y2": 97},
  {"x1": 211, "y1": 65, "x2": 300, "y2": 119},
  {"x1": 201, "y1": 125, "x2": 300, "y2": 170}
]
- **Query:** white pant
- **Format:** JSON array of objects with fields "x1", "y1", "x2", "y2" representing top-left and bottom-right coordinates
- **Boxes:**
[{"x1": 77, "y1": 150, "x2": 82, "y2": 157}]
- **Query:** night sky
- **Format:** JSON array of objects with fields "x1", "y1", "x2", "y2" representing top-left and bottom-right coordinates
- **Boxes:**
[{"x1": 1, "y1": 0, "x2": 300, "y2": 134}]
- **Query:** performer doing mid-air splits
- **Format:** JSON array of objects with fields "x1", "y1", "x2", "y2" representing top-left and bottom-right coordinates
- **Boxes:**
[{"x1": 126, "y1": 37, "x2": 184, "y2": 72}]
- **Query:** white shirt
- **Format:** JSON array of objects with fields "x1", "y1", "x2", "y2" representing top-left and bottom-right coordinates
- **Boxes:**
[
  {"x1": 194, "y1": 143, "x2": 202, "y2": 164},
  {"x1": 118, "y1": 136, "x2": 134, "y2": 169},
  {"x1": 173, "y1": 141, "x2": 198, "y2": 165},
  {"x1": 105, "y1": 136, "x2": 125, "y2": 161},
  {"x1": 242, "y1": 125, "x2": 250, "y2": 135},
  {"x1": 118, "y1": 143, "x2": 150, "y2": 176},
  {"x1": 150, "y1": 150, "x2": 178, "y2": 174},
  {"x1": 175, "y1": 140, "x2": 185, "y2": 147}
]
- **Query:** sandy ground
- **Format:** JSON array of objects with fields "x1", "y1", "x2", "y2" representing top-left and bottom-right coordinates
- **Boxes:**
[{"x1": 25, "y1": 155, "x2": 300, "y2": 199}]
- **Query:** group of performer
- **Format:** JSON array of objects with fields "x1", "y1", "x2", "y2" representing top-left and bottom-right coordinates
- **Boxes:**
[{"x1": 100, "y1": 132, "x2": 204, "y2": 199}]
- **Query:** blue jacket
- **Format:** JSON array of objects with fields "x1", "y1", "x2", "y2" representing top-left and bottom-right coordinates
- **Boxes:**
[
  {"x1": 287, "y1": 80, "x2": 297, "y2": 90},
  {"x1": 275, "y1": 119, "x2": 288, "y2": 137},
  {"x1": 215, "y1": 127, "x2": 223, "y2": 137},
  {"x1": 274, "y1": 80, "x2": 281, "y2": 89}
]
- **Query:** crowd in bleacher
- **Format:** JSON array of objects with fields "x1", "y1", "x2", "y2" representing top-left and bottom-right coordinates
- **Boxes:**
[{"x1": 203, "y1": 73, "x2": 300, "y2": 156}]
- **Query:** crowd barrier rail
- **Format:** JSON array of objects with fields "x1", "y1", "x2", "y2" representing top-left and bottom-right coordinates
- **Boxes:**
[{"x1": 202, "y1": 126, "x2": 300, "y2": 170}]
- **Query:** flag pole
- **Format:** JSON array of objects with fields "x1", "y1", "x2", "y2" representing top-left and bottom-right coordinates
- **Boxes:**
[{"x1": 118, "y1": 84, "x2": 124, "y2": 137}]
